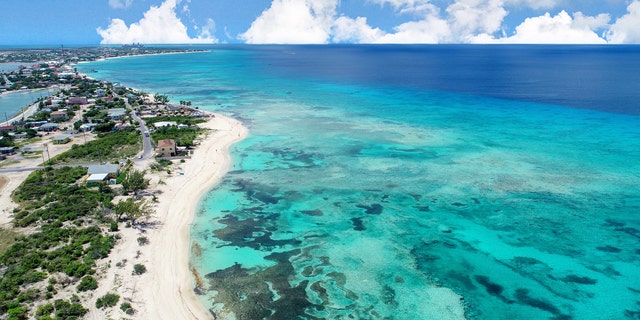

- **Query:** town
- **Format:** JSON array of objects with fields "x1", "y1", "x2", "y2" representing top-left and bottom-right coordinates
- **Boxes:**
[{"x1": 1, "y1": 46, "x2": 210, "y2": 166}]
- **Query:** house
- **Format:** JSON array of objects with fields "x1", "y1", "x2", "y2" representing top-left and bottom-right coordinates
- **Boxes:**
[
  {"x1": 108, "y1": 108, "x2": 127, "y2": 120},
  {"x1": 50, "y1": 111, "x2": 69, "y2": 122},
  {"x1": 38, "y1": 123, "x2": 59, "y2": 132},
  {"x1": 153, "y1": 121, "x2": 177, "y2": 129},
  {"x1": 156, "y1": 139, "x2": 176, "y2": 157},
  {"x1": 79, "y1": 123, "x2": 97, "y2": 132},
  {"x1": 52, "y1": 136, "x2": 71, "y2": 144},
  {"x1": 67, "y1": 97, "x2": 88, "y2": 105},
  {"x1": 86, "y1": 164, "x2": 120, "y2": 179},
  {"x1": 95, "y1": 89, "x2": 106, "y2": 97},
  {"x1": 86, "y1": 173, "x2": 109, "y2": 184},
  {"x1": 0, "y1": 147, "x2": 17, "y2": 155},
  {"x1": 0, "y1": 125, "x2": 16, "y2": 133}
]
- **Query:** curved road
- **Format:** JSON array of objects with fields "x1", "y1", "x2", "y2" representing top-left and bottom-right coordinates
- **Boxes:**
[{"x1": 124, "y1": 97, "x2": 153, "y2": 162}]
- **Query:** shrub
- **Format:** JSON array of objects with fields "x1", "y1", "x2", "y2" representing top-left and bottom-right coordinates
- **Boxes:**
[
  {"x1": 53, "y1": 299, "x2": 87, "y2": 319},
  {"x1": 132, "y1": 264, "x2": 146, "y2": 275},
  {"x1": 120, "y1": 302, "x2": 134, "y2": 315},
  {"x1": 136, "y1": 236, "x2": 148, "y2": 246},
  {"x1": 95, "y1": 293, "x2": 119, "y2": 309},
  {"x1": 35, "y1": 303, "x2": 54, "y2": 317},
  {"x1": 109, "y1": 220, "x2": 118, "y2": 232},
  {"x1": 77, "y1": 276, "x2": 98, "y2": 292}
]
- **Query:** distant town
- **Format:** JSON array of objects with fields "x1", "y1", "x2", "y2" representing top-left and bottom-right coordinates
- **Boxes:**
[{"x1": 0, "y1": 46, "x2": 209, "y2": 161}]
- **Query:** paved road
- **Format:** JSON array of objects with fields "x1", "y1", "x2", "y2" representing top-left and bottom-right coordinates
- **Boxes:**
[
  {"x1": 123, "y1": 96, "x2": 153, "y2": 161},
  {"x1": 0, "y1": 167, "x2": 41, "y2": 173}
]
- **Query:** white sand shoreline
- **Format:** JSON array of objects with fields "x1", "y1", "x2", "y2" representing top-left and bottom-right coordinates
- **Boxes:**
[{"x1": 129, "y1": 113, "x2": 247, "y2": 319}]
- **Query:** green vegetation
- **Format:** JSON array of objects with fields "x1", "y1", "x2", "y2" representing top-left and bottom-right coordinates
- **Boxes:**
[
  {"x1": 133, "y1": 263, "x2": 147, "y2": 275},
  {"x1": 48, "y1": 128, "x2": 140, "y2": 164},
  {"x1": 152, "y1": 126, "x2": 204, "y2": 148},
  {"x1": 114, "y1": 198, "x2": 153, "y2": 225},
  {"x1": 0, "y1": 228, "x2": 18, "y2": 255},
  {"x1": 0, "y1": 167, "x2": 116, "y2": 318},
  {"x1": 120, "y1": 169, "x2": 150, "y2": 195},
  {"x1": 136, "y1": 236, "x2": 149, "y2": 246},
  {"x1": 120, "y1": 302, "x2": 134, "y2": 315},
  {"x1": 95, "y1": 293, "x2": 120, "y2": 309},
  {"x1": 76, "y1": 276, "x2": 98, "y2": 292},
  {"x1": 144, "y1": 115, "x2": 207, "y2": 126}
]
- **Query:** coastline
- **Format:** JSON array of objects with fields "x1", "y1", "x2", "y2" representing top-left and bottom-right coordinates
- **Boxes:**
[
  {"x1": 88, "y1": 112, "x2": 248, "y2": 319},
  {"x1": 0, "y1": 87, "x2": 61, "y2": 126}
]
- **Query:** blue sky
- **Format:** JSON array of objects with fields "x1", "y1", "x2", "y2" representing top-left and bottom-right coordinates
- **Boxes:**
[{"x1": 0, "y1": 0, "x2": 639, "y2": 45}]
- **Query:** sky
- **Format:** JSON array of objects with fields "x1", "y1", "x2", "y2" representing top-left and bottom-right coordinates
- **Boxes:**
[{"x1": 0, "y1": 0, "x2": 639, "y2": 45}]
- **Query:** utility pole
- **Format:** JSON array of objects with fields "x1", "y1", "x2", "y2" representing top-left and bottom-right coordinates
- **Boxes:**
[{"x1": 44, "y1": 143, "x2": 50, "y2": 164}]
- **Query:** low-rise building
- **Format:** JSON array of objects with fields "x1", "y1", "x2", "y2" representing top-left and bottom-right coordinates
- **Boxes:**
[
  {"x1": 156, "y1": 139, "x2": 176, "y2": 157},
  {"x1": 108, "y1": 108, "x2": 127, "y2": 120},
  {"x1": 38, "y1": 123, "x2": 59, "y2": 132},
  {"x1": 67, "y1": 97, "x2": 88, "y2": 105},
  {"x1": 52, "y1": 136, "x2": 71, "y2": 144},
  {"x1": 154, "y1": 121, "x2": 177, "y2": 128},
  {"x1": 86, "y1": 163, "x2": 120, "y2": 179},
  {"x1": 50, "y1": 111, "x2": 69, "y2": 122}
]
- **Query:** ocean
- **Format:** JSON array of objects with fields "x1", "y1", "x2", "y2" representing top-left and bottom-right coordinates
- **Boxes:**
[{"x1": 78, "y1": 45, "x2": 640, "y2": 320}]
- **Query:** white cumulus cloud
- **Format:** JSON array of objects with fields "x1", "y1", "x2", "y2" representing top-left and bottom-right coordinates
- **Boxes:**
[
  {"x1": 446, "y1": 0, "x2": 507, "y2": 41},
  {"x1": 481, "y1": 10, "x2": 608, "y2": 44},
  {"x1": 504, "y1": 0, "x2": 558, "y2": 10},
  {"x1": 606, "y1": 0, "x2": 640, "y2": 44},
  {"x1": 239, "y1": 0, "x2": 338, "y2": 44},
  {"x1": 369, "y1": 0, "x2": 439, "y2": 16},
  {"x1": 109, "y1": 0, "x2": 133, "y2": 9},
  {"x1": 332, "y1": 16, "x2": 385, "y2": 43},
  {"x1": 97, "y1": 0, "x2": 217, "y2": 44},
  {"x1": 240, "y1": 0, "x2": 639, "y2": 44}
]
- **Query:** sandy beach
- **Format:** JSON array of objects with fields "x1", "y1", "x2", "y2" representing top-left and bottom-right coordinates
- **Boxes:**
[{"x1": 84, "y1": 112, "x2": 248, "y2": 319}]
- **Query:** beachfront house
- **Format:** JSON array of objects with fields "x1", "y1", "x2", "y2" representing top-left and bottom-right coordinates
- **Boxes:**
[
  {"x1": 153, "y1": 121, "x2": 177, "y2": 129},
  {"x1": 156, "y1": 139, "x2": 176, "y2": 157}
]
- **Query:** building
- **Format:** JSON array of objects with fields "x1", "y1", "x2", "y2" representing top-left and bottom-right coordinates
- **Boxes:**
[
  {"x1": 50, "y1": 111, "x2": 69, "y2": 122},
  {"x1": 67, "y1": 97, "x2": 88, "y2": 105},
  {"x1": 0, "y1": 147, "x2": 17, "y2": 155},
  {"x1": 153, "y1": 121, "x2": 177, "y2": 128},
  {"x1": 0, "y1": 125, "x2": 16, "y2": 133},
  {"x1": 108, "y1": 108, "x2": 127, "y2": 120},
  {"x1": 86, "y1": 173, "x2": 109, "y2": 184},
  {"x1": 86, "y1": 164, "x2": 120, "y2": 179},
  {"x1": 38, "y1": 123, "x2": 59, "y2": 132},
  {"x1": 52, "y1": 136, "x2": 71, "y2": 144},
  {"x1": 79, "y1": 123, "x2": 97, "y2": 132},
  {"x1": 156, "y1": 139, "x2": 176, "y2": 157}
]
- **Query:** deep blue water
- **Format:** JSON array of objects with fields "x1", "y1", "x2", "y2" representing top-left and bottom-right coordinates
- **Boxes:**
[{"x1": 78, "y1": 45, "x2": 640, "y2": 320}]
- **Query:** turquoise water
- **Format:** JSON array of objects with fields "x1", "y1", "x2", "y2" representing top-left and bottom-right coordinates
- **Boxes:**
[
  {"x1": 0, "y1": 88, "x2": 53, "y2": 124},
  {"x1": 78, "y1": 46, "x2": 640, "y2": 319}
]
